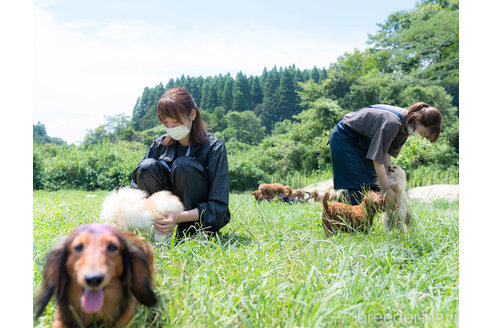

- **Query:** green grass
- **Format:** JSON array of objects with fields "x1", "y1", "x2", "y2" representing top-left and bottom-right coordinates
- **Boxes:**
[{"x1": 33, "y1": 190, "x2": 458, "y2": 327}]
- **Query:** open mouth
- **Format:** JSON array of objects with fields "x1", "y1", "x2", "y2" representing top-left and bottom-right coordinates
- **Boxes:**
[{"x1": 81, "y1": 288, "x2": 104, "y2": 313}]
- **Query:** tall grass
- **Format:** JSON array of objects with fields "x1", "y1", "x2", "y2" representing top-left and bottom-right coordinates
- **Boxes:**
[
  {"x1": 34, "y1": 191, "x2": 458, "y2": 327},
  {"x1": 406, "y1": 165, "x2": 459, "y2": 188}
]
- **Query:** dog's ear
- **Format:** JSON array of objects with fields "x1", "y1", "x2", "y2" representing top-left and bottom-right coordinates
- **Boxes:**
[
  {"x1": 35, "y1": 236, "x2": 69, "y2": 319},
  {"x1": 121, "y1": 237, "x2": 158, "y2": 307}
]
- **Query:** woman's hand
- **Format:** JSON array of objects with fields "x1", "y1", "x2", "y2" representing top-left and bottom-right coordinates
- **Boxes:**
[{"x1": 154, "y1": 211, "x2": 181, "y2": 235}]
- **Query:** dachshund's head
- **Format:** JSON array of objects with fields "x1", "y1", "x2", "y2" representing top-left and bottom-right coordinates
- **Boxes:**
[
  {"x1": 250, "y1": 190, "x2": 264, "y2": 201},
  {"x1": 35, "y1": 224, "x2": 157, "y2": 320}
]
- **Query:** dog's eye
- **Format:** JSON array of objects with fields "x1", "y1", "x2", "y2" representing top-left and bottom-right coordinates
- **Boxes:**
[
  {"x1": 107, "y1": 242, "x2": 118, "y2": 252},
  {"x1": 74, "y1": 244, "x2": 83, "y2": 252}
]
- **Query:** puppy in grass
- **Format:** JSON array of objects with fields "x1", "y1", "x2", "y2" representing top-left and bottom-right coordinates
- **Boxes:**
[
  {"x1": 376, "y1": 165, "x2": 411, "y2": 232},
  {"x1": 101, "y1": 187, "x2": 184, "y2": 242},
  {"x1": 321, "y1": 190, "x2": 386, "y2": 234}
]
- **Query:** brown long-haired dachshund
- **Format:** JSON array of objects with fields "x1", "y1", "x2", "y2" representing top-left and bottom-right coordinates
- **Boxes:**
[{"x1": 35, "y1": 224, "x2": 157, "y2": 327}]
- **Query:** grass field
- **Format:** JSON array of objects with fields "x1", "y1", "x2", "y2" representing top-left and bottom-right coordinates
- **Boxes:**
[{"x1": 33, "y1": 190, "x2": 458, "y2": 327}]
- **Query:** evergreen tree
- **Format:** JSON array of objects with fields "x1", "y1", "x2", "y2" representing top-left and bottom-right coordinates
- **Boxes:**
[
  {"x1": 200, "y1": 77, "x2": 219, "y2": 110},
  {"x1": 250, "y1": 76, "x2": 263, "y2": 109},
  {"x1": 232, "y1": 71, "x2": 252, "y2": 111},
  {"x1": 262, "y1": 66, "x2": 280, "y2": 102},
  {"x1": 277, "y1": 68, "x2": 299, "y2": 120},
  {"x1": 221, "y1": 76, "x2": 234, "y2": 111},
  {"x1": 310, "y1": 66, "x2": 320, "y2": 83},
  {"x1": 319, "y1": 68, "x2": 328, "y2": 82}
]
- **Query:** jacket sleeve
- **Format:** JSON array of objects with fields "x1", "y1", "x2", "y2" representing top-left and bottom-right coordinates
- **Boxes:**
[{"x1": 196, "y1": 141, "x2": 231, "y2": 233}]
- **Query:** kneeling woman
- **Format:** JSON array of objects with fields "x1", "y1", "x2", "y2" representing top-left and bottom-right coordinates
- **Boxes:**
[
  {"x1": 329, "y1": 102, "x2": 442, "y2": 205},
  {"x1": 131, "y1": 88, "x2": 230, "y2": 236}
]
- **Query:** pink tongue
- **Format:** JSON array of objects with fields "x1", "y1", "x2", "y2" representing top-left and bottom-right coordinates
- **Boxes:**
[{"x1": 81, "y1": 289, "x2": 104, "y2": 313}]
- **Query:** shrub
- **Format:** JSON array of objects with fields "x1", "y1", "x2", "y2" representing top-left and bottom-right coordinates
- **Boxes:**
[{"x1": 37, "y1": 141, "x2": 146, "y2": 191}]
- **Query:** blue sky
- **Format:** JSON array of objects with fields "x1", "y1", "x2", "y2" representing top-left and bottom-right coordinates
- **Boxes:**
[{"x1": 33, "y1": 0, "x2": 418, "y2": 144}]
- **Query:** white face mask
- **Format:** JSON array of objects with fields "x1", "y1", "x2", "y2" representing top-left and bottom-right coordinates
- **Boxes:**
[{"x1": 164, "y1": 117, "x2": 191, "y2": 140}]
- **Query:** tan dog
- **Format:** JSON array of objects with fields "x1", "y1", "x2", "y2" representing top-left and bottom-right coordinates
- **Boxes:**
[
  {"x1": 35, "y1": 224, "x2": 156, "y2": 327},
  {"x1": 376, "y1": 165, "x2": 410, "y2": 231},
  {"x1": 321, "y1": 191, "x2": 386, "y2": 234}
]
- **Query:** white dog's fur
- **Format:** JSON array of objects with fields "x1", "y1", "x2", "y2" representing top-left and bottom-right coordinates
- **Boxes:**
[
  {"x1": 101, "y1": 187, "x2": 184, "y2": 242},
  {"x1": 376, "y1": 165, "x2": 410, "y2": 232}
]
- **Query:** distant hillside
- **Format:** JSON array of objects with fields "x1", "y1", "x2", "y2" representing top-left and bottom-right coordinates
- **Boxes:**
[{"x1": 33, "y1": 122, "x2": 66, "y2": 145}]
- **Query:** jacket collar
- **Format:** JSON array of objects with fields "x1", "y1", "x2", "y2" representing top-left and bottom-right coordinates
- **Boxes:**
[{"x1": 160, "y1": 138, "x2": 196, "y2": 162}]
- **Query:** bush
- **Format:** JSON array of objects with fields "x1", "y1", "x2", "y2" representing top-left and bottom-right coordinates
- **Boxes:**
[
  {"x1": 33, "y1": 148, "x2": 43, "y2": 189},
  {"x1": 228, "y1": 153, "x2": 268, "y2": 191},
  {"x1": 36, "y1": 141, "x2": 146, "y2": 191}
]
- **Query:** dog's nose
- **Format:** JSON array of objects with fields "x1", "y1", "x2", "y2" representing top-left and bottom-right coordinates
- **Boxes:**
[{"x1": 84, "y1": 273, "x2": 105, "y2": 287}]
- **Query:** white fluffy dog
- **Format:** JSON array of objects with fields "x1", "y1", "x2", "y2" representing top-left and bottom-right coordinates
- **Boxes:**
[
  {"x1": 377, "y1": 165, "x2": 411, "y2": 232},
  {"x1": 101, "y1": 187, "x2": 184, "y2": 242}
]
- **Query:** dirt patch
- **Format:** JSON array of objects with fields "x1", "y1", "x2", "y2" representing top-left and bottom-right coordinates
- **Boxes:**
[{"x1": 408, "y1": 184, "x2": 459, "y2": 202}]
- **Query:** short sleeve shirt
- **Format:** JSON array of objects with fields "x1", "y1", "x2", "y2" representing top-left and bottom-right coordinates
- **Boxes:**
[{"x1": 343, "y1": 104, "x2": 409, "y2": 163}]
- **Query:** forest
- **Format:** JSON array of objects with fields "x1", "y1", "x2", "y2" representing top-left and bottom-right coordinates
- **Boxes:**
[{"x1": 33, "y1": 0, "x2": 459, "y2": 192}]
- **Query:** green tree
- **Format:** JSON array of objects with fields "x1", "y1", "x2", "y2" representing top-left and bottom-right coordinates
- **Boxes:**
[
  {"x1": 277, "y1": 68, "x2": 299, "y2": 120},
  {"x1": 368, "y1": 0, "x2": 459, "y2": 104},
  {"x1": 221, "y1": 76, "x2": 234, "y2": 111},
  {"x1": 250, "y1": 76, "x2": 263, "y2": 109},
  {"x1": 219, "y1": 110, "x2": 265, "y2": 145},
  {"x1": 232, "y1": 72, "x2": 252, "y2": 112},
  {"x1": 201, "y1": 77, "x2": 219, "y2": 111}
]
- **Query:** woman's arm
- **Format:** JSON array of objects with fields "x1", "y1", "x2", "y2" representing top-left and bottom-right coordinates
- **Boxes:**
[
  {"x1": 373, "y1": 158, "x2": 397, "y2": 205},
  {"x1": 373, "y1": 160, "x2": 391, "y2": 191},
  {"x1": 383, "y1": 154, "x2": 391, "y2": 169},
  {"x1": 154, "y1": 208, "x2": 199, "y2": 235}
]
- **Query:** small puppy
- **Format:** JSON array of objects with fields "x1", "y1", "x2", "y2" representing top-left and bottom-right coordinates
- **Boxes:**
[
  {"x1": 35, "y1": 224, "x2": 157, "y2": 327},
  {"x1": 259, "y1": 183, "x2": 287, "y2": 200},
  {"x1": 376, "y1": 165, "x2": 410, "y2": 231},
  {"x1": 283, "y1": 185, "x2": 293, "y2": 197},
  {"x1": 290, "y1": 189, "x2": 306, "y2": 199},
  {"x1": 101, "y1": 187, "x2": 184, "y2": 242},
  {"x1": 321, "y1": 190, "x2": 386, "y2": 234}
]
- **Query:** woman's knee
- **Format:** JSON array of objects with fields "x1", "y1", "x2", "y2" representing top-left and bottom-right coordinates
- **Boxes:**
[{"x1": 135, "y1": 158, "x2": 160, "y2": 177}]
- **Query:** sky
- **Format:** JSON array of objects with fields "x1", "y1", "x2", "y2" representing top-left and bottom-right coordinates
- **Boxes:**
[{"x1": 32, "y1": 0, "x2": 419, "y2": 144}]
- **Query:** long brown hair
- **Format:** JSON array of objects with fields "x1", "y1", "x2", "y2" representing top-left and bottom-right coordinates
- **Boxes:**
[
  {"x1": 157, "y1": 88, "x2": 208, "y2": 146},
  {"x1": 406, "y1": 102, "x2": 442, "y2": 143}
]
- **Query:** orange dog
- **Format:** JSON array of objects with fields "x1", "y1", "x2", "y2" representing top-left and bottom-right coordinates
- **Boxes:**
[
  {"x1": 35, "y1": 224, "x2": 157, "y2": 327},
  {"x1": 321, "y1": 191, "x2": 386, "y2": 234},
  {"x1": 257, "y1": 183, "x2": 287, "y2": 200}
]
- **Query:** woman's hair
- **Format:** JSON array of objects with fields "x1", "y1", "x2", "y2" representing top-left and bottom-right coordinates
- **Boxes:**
[
  {"x1": 157, "y1": 88, "x2": 208, "y2": 146},
  {"x1": 406, "y1": 102, "x2": 442, "y2": 143}
]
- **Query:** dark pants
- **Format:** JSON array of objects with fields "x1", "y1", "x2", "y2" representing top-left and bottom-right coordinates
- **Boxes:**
[
  {"x1": 330, "y1": 119, "x2": 380, "y2": 205},
  {"x1": 131, "y1": 157, "x2": 208, "y2": 235}
]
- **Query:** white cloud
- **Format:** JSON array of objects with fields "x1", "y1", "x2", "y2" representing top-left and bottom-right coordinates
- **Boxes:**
[{"x1": 33, "y1": 7, "x2": 368, "y2": 144}]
